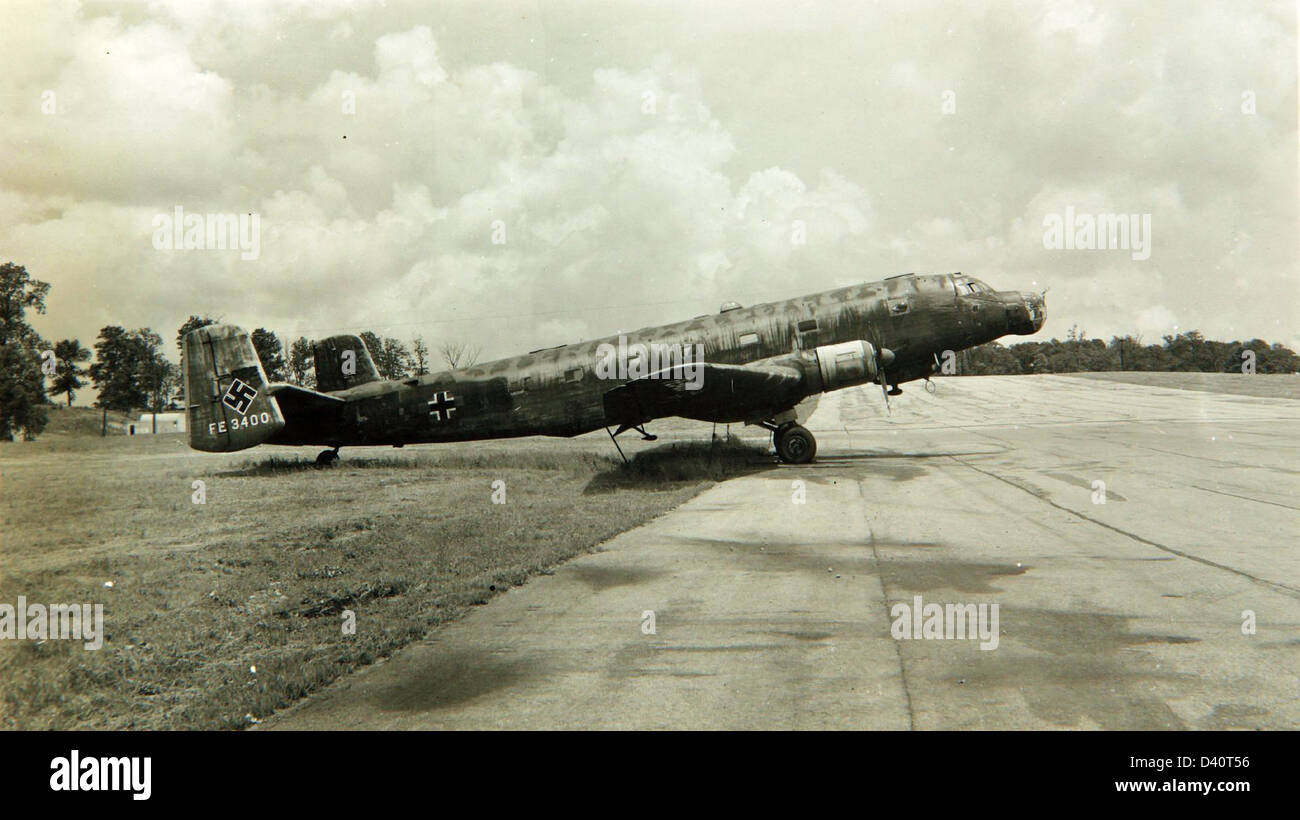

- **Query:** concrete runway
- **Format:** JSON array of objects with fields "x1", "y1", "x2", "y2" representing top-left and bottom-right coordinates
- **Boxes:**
[{"x1": 265, "y1": 375, "x2": 1300, "y2": 730}]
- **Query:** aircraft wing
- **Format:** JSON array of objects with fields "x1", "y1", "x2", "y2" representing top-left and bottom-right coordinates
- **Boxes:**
[
  {"x1": 602, "y1": 362, "x2": 807, "y2": 426},
  {"x1": 266, "y1": 383, "x2": 346, "y2": 415}
]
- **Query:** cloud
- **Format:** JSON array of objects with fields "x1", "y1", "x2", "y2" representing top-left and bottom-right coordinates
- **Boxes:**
[{"x1": 0, "y1": 0, "x2": 1294, "y2": 375}]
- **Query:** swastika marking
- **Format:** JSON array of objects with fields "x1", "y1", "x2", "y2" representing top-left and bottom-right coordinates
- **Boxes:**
[{"x1": 222, "y1": 378, "x2": 258, "y2": 415}]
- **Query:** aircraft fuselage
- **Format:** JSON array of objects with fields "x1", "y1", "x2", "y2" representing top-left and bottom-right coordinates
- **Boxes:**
[{"x1": 263, "y1": 272, "x2": 1045, "y2": 449}]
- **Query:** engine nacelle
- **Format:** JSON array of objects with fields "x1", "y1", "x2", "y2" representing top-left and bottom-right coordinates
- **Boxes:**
[{"x1": 813, "y1": 340, "x2": 883, "y2": 392}]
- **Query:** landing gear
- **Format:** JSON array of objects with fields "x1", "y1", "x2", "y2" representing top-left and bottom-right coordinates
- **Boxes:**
[
  {"x1": 755, "y1": 412, "x2": 817, "y2": 464},
  {"x1": 605, "y1": 422, "x2": 657, "y2": 464},
  {"x1": 315, "y1": 447, "x2": 340, "y2": 467},
  {"x1": 774, "y1": 423, "x2": 817, "y2": 464}
]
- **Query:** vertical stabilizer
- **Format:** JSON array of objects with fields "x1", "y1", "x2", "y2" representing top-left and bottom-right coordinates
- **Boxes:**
[
  {"x1": 183, "y1": 324, "x2": 286, "y2": 452},
  {"x1": 312, "y1": 335, "x2": 382, "y2": 392}
]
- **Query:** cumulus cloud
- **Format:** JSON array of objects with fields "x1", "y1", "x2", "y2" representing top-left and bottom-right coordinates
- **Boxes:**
[{"x1": 0, "y1": 0, "x2": 1294, "y2": 374}]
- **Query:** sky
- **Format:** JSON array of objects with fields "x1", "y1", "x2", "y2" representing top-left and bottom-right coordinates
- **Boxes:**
[{"x1": 1, "y1": 0, "x2": 1296, "y2": 381}]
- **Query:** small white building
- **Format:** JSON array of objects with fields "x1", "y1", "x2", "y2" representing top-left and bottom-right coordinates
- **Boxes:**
[{"x1": 130, "y1": 412, "x2": 187, "y2": 435}]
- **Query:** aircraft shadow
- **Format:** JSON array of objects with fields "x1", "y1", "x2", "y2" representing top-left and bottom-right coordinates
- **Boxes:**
[
  {"x1": 213, "y1": 454, "x2": 414, "y2": 476},
  {"x1": 582, "y1": 437, "x2": 777, "y2": 494}
]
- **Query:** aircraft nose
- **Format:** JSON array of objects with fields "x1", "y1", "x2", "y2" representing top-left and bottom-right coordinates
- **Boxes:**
[
  {"x1": 1005, "y1": 291, "x2": 1045, "y2": 335},
  {"x1": 1023, "y1": 291, "x2": 1046, "y2": 332}
]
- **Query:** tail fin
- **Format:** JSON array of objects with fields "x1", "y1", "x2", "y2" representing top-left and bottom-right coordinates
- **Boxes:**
[
  {"x1": 312, "y1": 335, "x2": 381, "y2": 392},
  {"x1": 183, "y1": 324, "x2": 287, "y2": 452}
]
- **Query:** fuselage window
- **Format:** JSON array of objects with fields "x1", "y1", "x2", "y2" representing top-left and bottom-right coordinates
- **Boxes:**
[
  {"x1": 797, "y1": 319, "x2": 818, "y2": 333},
  {"x1": 738, "y1": 332, "x2": 760, "y2": 346},
  {"x1": 564, "y1": 368, "x2": 582, "y2": 383}
]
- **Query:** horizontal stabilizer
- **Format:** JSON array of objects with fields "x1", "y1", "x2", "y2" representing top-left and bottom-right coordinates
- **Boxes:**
[{"x1": 267, "y1": 382, "x2": 345, "y2": 415}]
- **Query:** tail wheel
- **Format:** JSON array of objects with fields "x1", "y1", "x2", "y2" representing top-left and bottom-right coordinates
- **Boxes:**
[
  {"x1": 775, "y1": 424, "x2": 817, "y2": 464},
  {"x1": 315, "y1": 449, "x2": 339, "y2": 467}
]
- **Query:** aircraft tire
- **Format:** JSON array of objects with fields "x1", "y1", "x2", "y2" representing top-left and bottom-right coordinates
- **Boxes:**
[
  {"x1": 315, "y1": 449, "x2": 339, "y2": 467},
  {"x1": 775, "y1": 424, "x2": 817, "y2": 464}
]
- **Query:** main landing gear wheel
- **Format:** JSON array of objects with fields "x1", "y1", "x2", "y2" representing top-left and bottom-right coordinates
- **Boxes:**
[
  {"x1": 315, "y1": 448, "x2": 340, "y2": 468},
  {"x1": 775, "y1": 424, "x2": 817, "y2": 464}
]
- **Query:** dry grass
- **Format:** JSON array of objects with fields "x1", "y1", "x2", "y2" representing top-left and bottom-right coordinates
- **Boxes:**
[
  {"x1": 28, "y1": 405, "x2": 133, "y2": 439},
  {"x1": 0, "y1": 432, "x2": 773, "y2": 729}
]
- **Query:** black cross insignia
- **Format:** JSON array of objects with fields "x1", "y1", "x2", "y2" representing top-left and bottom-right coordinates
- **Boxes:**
[
  {"x1": 221, "y1": 378, "x2": 258, "y2": 415},
  {"x1": 427, "y1": 391, "x2": 456, "y2": 422}
]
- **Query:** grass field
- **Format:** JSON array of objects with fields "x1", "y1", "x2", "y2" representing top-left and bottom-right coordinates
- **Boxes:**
[
  {"x1": 0, "y1": 422, "x2": 778, "y2": 729},
  {"x1": 34, "y1": 404, "x2": 136, "y2": 438},
  {"x1": 1067, "y1": 371, "x2": 1300, "y2": 400}
]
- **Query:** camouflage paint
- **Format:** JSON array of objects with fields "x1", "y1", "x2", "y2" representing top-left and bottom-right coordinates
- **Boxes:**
[{"x1": 184, "y1": 272, "x2": 1045, "y2": 452}]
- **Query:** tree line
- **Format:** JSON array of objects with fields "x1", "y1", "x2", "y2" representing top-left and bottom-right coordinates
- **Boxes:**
[
  {"x1": 0, "y1": 261, "x2": 480, "y2": 440},
  {"x1": 955, "y1": 324, "x2": 1300, "y2": 376}
]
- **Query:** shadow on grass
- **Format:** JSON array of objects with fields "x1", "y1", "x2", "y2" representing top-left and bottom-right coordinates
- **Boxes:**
[
  {"x1": 583, "y1": 436, "x2": 776, "y2": 493},
  {"x1": 218, "y1": 436, "x2": 775, "y2": 484},
  {"x1": 224, "y1": 455, "x2": 324, "y2": 475},
  {"x1": 219, "y1": 448, "x2": 626, "y2": 477}
]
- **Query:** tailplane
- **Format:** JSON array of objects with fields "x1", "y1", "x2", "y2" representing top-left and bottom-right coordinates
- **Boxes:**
[{"x1": 183, "y1": 324, "x2": 287, "y2": 452}]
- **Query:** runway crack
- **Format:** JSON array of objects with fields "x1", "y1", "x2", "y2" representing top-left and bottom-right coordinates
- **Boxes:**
[
  {"x1": 1190, "y1": 484, "x2": 1300, "y2": 512},
  {"x1": 856, "y1": 481, "x2": 916, "y2": 731},
  {"x1": 949, "y1": 456, "x2": 1300, "y2": 601}
]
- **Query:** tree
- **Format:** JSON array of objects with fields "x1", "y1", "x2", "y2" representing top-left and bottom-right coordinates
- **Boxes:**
[
  {"x1": 288, "y1": 337, "x2": 315, "y2": 388},
  {"x1": 1263, "y1": 342, "x2": 1300, "y2": 374},
  {"x1": 964, "y1": 342, "x2": 1021, "y2": 375},
  {"x1": 439, "y1": 340, "x2": 480, "y2": 370},
  {"x1": 380, "y1": 337, "x2": 412, "y2": 379},
  {"x1": 140, "y1": 335, "x2": 176, "y2": 415},
  {"x1": 411, "y1": 335, "x2": 430, "y2": 376},
  {"x1": 1109, "y1": 335, "x2": 1142, "y2": 370},
  {"x1": 176, "y1": 315, "x2": 217, "y2": 360},
  {"x1": 0, "y1": 343, "x2": 48, "y2": 440},
  {"x1": 49, "y1": 339, "x2": 91, "y2": 406},
  {"x1": 359, "y1": 331, "x2": 411, "y2": 379},
  {"x1": 0, "y1": 262, "x2": 51, "y2": 438},
  {"x1": 250, "y1": 328, "x2": 288, "y2": 381},
  {"x1": 0, "y1": 262, "x2": 50, "y2": 347},
  {"x1": 90, "y1": 327, "x2": 169, "y2": 416},
  {"x1": 1162, "y1": 330, "x2": 1225, "y2": 372}
]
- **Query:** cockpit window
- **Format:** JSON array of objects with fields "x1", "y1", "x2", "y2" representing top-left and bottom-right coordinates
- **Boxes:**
[{"x1": 958, "y1": 280, "x2": 991, "y2": 295}]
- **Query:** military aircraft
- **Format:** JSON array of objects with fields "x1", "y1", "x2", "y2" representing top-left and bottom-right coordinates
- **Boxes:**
[{"x1": 182, "y1": 272, "x2": 1044, "y2": 465}]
